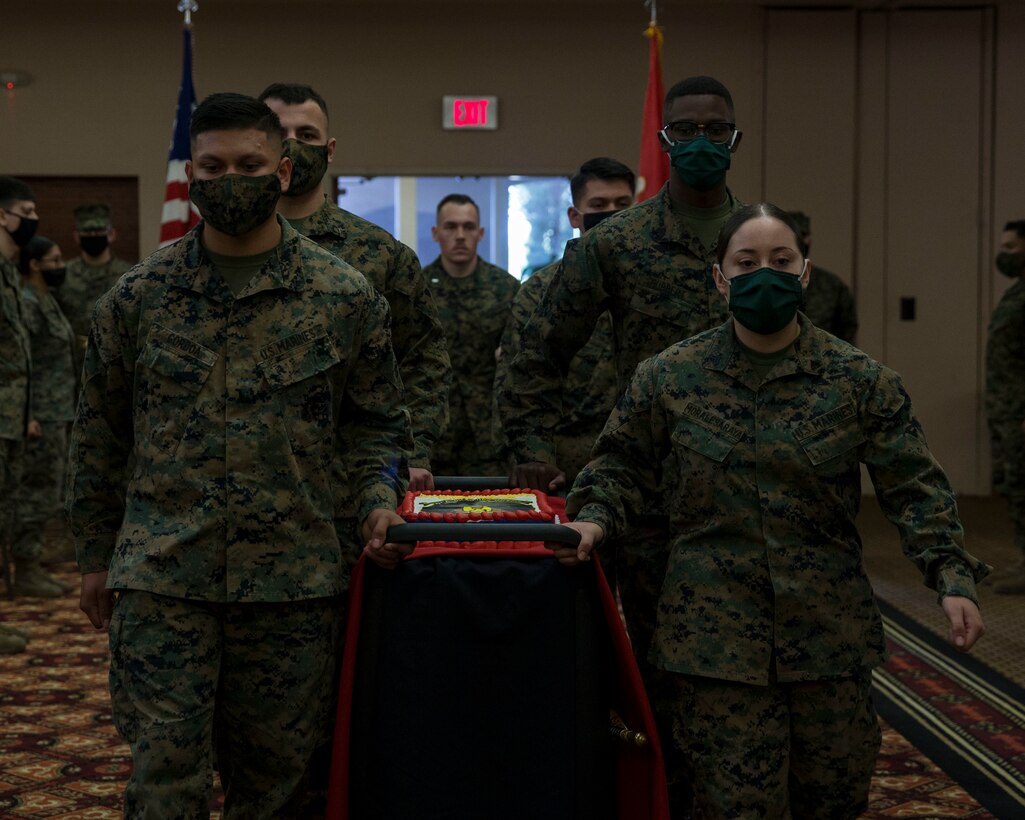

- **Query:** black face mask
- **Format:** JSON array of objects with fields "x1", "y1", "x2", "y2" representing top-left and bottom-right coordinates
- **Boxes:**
[
  {"x1": 582, "y1": 210, "x2": 619, "y2": 232},
  {"x1": 995, "y1": 251, "x2": 1025, "y2": 279},
  {"x1": 79, "y1": 235, "x2": 110, "y2": 257},
  {"x1": 42, "y1": 266, "x2": 66, "y2": 289},
  {"x1": 4, "y1": 213, "x2": 38, "y2": 248}
]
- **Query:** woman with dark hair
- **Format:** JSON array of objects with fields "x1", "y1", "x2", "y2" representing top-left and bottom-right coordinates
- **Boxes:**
[
  {"x1": 13, "y1": 235, "x2": 77, "y2": 598},
  {"x1": 558, "y1": 203, "x2": 988, "y2": 818}
]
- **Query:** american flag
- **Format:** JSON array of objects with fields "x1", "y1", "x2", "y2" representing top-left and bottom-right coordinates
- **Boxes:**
[{"x1": 159, "y1": 25, "x2": 200, "y2": 247}]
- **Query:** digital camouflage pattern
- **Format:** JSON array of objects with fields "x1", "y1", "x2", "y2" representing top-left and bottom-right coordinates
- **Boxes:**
[
  {"x1": 12, "y1": 426, "x2": 68, "y2": 562},
  {"x1": 289, "y1": 197, "x2": 451, "y2": 469},
  {"x1": 493, "y1": 251, "x2": 619, "y2": 484},
  {"x1": 0, "y1": 253, "x2": 32, "y2": 441},
  {"x1": 803, "y1": 264, "x2": 858, "y2": 343},
  {"x1": 66, "y1": 217, "x2": 412, "y2": 602},
  {"x1": 56, "y1": 255, "x2": 132, "y2": 340},
  {"x1": 20, "y1": 285, "x2": 77, "y2": 422},
  {"x1": 502, "y1": 185, "x2": 744, "y2": 473},
  {"x1": 664, "y1": 672, "x2": 880, "y2": 819},
  {"x1": 569, "y1": 318, "x2": 988, "y2": 684},
  {"x1": 12, "y1": 286, "x2": 76, "y2": 564},
  {"x1": 109, "y1": 589, "x2": 342, "y2": 818},
  {"x1": 425, "y1": 256, "x2": 518, "y2": 476}
]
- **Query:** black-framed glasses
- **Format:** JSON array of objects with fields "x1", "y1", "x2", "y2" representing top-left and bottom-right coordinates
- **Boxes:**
[{"x1": 661, "y1": 121, "x2": 736, "y2": 144}]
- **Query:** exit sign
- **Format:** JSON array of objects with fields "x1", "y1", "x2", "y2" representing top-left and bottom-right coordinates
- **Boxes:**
[{"x1": 442, "y1": 96, "x2": 498, "y2": 130}]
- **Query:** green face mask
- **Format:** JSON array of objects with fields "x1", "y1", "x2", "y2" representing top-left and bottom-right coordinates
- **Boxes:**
[
  {"x1": 727, "y1": 267, "x2": 804, "y2": 335},
  {"x1": 669, "y1": 136, "x2": 731, "y2": 192},
  {"x1": 282, "y1": 139, "x2": 329, "y2": 198},
  {"x1": 189, "y1": 173, "x2": 281, "y2": 236}
]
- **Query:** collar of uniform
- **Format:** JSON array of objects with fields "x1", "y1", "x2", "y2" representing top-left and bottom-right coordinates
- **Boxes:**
[
  {"x1": 174, "y1": 216, "x2": 308, "y2": 300},
  {"x1": 294, "y1": 194, "x2": 348, "y2": 241},
  {"x1": 702, "y1": 314, "x2": 825, "y2": 378},
  {"x1": 658, "y1": 185, "x2": 740, "y2": 248}
]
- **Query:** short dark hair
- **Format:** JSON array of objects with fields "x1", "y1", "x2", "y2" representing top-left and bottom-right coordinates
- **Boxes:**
[
  {"x1": 1004, "y1": 220, "x2": 1025, "y2": 239},
  {"x1": 257, "y1": 83, "x2": 330, "y2": 122},
  {"x1": 569, "y1": 157, "x2": 636, "y2": 206},
  {"x1": 0, "y1": 176, "x2": 35, "y2": 209},
  {"x1": 19, "y1": 235, "x2": 57, "y2": 275},
  {"x1": 190, "y1": 92, "x2": 282, "y2": 146},
  {"x1": 436, "y1": 194, "x2": 480, "y2": 221},
  {"x1": 663, "y1": 75, "x2": 735, "y2": 121},
  {"x1": 715, "y1": 203, "x2": 804, "y2": 264}
]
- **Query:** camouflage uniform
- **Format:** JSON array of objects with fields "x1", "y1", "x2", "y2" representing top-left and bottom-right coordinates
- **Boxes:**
[
  {"x1": 1, "y1": 254, "x2": 32, "y2": 617},
  {"x1": 985, "y1": 276, "x2": 1025, "y2": 560},
  {"x1": 66, "y1": 218, "x2": 412, "y2": 818},
  {"x1": 11, "y1": 284, "x2": 76, "y2": 566},
  {"x1": 425, "y1": 255, "x2": 518, "y2": 476},
  {"x1": 492, "y1": 249, "x2": 619, "y2": 485},
  {"x1": 289, "y1": 196, "x2": 450, "y2": 472},
  {"x1": 56, "y1": 255, "x2": 132, "y2": 340},
  {"x1": 568, "y1": 316, "x2": 988, "y2": 817},
  {"x1": 500, "y1": 185, "x2": 744, "y2": 810},
  {"x1": 803, "y1": 264, "x2": 857, "y2": 343}
]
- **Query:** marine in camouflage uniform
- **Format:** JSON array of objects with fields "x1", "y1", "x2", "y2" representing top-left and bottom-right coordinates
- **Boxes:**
[
  {"x1": 493, "y1": 251, "x2": 618, "y2": 485},
  {"x1": 12, "y1": 259, "x2": 77, "y2": 597},
  {"x1": 568, "y1": 315, "x2": 988, "y2": 818},
  {"x1": 67, "y1": 202, "x2": 412, "y2": 816},
  {"x1": 985, "y1": 221, "x2": 1025, "y2": 594},
  {"x1": 0, "y1": 178, "x2": 36, "y2": 653},
  {"x1": 56, "y1": 204, "x2": 132, "y2": 342},
  {"x1": 426, "y1": 254, "x2": 518, "y2": 477}
]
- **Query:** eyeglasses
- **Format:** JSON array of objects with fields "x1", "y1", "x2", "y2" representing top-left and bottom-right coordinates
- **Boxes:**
[{"x1": 660, "y1": 121, "x2": 736, "y2": 144}]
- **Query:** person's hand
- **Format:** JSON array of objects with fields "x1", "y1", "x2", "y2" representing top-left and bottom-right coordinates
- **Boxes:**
[
  {"x1": 26, "y1": 419, "x2": 42, "y2": 439},
  {"x1": 408, "y1": 467, "x2": 435, "y2": 491},
  {"x1": 80, "y1": 571, "x2": 114, "y2": 630},
  {"x1": 941, "y1": 595, "x2": 985, "y2": 651},
  {"x1": 361, "y1": 508, "x2": 414, "y2": 569},
  {"x1": 548, "y1": 521, "x2": 604, "y2": 566},
  {"x1": 511, "y1": 461, "x2": 566, "y2": 492}
]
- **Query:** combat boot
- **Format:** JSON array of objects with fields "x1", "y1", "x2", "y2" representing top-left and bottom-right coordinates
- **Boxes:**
[
  {"x1": 0, "y1": 624, "x2": 27, "y2": 654},
  {"x1": 12, "y1": 563, "x2": 63, "y2": 598},
  {"x1": 0, "y1": 623, "x2": 30, "y2": 641},
  {"x1": 43, "y1": 570, "x2": 75, "y2": 594}
]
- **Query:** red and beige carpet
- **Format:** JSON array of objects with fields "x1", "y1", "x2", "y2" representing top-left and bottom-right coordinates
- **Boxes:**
[{"x1": 1, "y1": 564, "x2": 1022, "y2": 818}]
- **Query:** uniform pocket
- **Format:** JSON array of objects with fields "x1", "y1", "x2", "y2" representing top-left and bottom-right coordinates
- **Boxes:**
[
  {"x1": 260, "y1": 334, "x2": 342, "y2": 449},
  {"x1": 138, "y1": 337, "x2": 215, "y2": 454},
  {"x1": 794, "y1": 403, "x2": 865, "y2": 471},
  {"x1": 670, "y1": 418, "x2": 739, "y2": 514}
]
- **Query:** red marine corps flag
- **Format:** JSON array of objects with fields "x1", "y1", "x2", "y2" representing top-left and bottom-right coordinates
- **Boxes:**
[
  {"x1": 636, "y1": 2, "x2": 668, "y2": 203},
  {"x1": 159, "y1": 4, "x2": 201, "y2": 247}
]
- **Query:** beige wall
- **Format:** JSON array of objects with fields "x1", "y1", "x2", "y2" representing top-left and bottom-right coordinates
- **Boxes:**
[{"x1": 4, "y1": 1, "x2": 1025, "y2": 493}]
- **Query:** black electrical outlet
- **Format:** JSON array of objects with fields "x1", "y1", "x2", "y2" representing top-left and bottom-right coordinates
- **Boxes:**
[{"x1": 900, "y1": 297, "x2": 916, "y2": 321}]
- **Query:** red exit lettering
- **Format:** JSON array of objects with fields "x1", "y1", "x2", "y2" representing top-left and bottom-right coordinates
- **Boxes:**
[{"x1": 453, "y1": 99, "x2": 489, "y2": 127}]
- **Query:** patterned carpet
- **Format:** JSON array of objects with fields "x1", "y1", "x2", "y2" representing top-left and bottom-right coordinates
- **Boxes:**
[{"x1": 0, "y1": 561, "x2": 1016, "y2": 818}]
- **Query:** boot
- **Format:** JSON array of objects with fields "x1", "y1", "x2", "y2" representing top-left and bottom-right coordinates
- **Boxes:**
[
  {"x1": 994, "y1": 568, "x2": 1025, "y2": 595},
  {"x1": 12, "y1": 562, "x2": 63, "y2": 598},
  {"x1": 1, "y1": 623, "x2": 31, "y2": 641},
  {"x1": 43, "y1": 570, "x2": 75, "y2": 594},
  {"x1": 0, "y1": 624, "x2": 27, "y2": 654}
]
